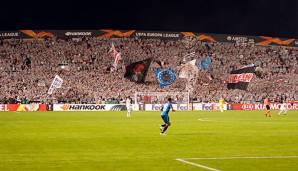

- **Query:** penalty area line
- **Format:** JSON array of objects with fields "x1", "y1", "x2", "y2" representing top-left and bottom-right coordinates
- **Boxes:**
[
  {"x1": 176, "y1": 158, "x2": 221, "y2": 171},
  {"x1": 176, "y1": 156, "x2": 298, "y2": 170},
  {"x1": 184, "y1": 155, "x2": 298, "y2": 160}
]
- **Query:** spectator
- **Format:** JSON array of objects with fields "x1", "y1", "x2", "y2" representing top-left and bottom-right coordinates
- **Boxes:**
[{"x1": 0, "y1": 37, "x2": 297, "y2": 103}]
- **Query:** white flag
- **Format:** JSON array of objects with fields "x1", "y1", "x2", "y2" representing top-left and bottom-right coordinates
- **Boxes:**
[
  {"x1": 48, "y1": 75, "x2": 63, "y2": 95},
  {"x1": 183, "y1": 52, "x2": 196, "y2": 61},
  {"x1": 179, "y1": 59, "x2": 199, "y2": 79},
  {"x1": 188, "y1": 59, "x2": 197, "y2": 66}
]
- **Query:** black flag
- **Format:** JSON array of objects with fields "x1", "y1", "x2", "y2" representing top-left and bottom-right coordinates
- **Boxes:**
[
  {"x1": 124, "y1": 58, "x2": 152, "y2": 83},
  {"x1": 227, "y1": 66, "x2": 255, "y2": 90}
]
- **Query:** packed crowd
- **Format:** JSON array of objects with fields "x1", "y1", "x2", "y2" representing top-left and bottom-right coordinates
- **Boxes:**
[{"x1": 0, "y1": 36, "x2": 297, "y2": 104}]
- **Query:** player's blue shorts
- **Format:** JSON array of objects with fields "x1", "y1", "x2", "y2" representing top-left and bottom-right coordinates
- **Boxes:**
[{"x1": 161, "y1": 114, "x2": 170, "y2": 124}]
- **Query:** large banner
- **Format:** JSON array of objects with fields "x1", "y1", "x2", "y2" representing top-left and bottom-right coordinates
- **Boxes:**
[
  {"x1": 53, "y1": 104, "x2": 127, "y2": 111},
  {"x1": 227, "y1": 66, "x2": 255, "y2": 90},
  {"x1": 154, "y1": 68, "x2": 176, "y2": 88},
  {"x1": 231, "y1": 103, "x2": 298, "y2": 110},
  {"x1": 124, "y1": 58, "x2": 152, "y2": 83}
]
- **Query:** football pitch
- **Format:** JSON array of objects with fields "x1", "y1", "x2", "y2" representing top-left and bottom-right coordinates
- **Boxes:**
[{"x1": 0, "y1": 110, "x2": 298, "y2": 171}]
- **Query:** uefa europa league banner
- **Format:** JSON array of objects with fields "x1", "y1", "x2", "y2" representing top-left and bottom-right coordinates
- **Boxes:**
[{"x1": 0, "y1": 30, "x2": 297, "y2": 47}]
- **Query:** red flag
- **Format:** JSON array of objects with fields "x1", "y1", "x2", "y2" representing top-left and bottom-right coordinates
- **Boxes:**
[
  {"x1": 114, "y1": 52, "x2": 122, "y2": 65},
  {"x1": 109, "y1": 43, "x2": 122, "y2": 67}
]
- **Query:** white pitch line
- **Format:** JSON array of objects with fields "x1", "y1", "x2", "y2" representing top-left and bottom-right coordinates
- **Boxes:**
[
  {"x1": 184, "y1": 156, "x2": 298, "y2": 160},
  {"x1": 176, "y1": 156, "x2": 298, "y2": 170},
  {"x1": 176, "y1": 158, "x2": 221, "y2": 171},
  {"x1": 198, "y1": 118, "x2": 211, "y2": 122},
  {"x1": 197, "y1": 119, "x2": 298, "y2": 124},
  {"x1": 197, "y1": 118, "x2": 222, "y2": 122}
]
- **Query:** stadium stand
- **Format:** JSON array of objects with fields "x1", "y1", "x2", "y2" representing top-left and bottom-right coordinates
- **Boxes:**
[{"x1": 0, "y1": 33, "x2": 297, "y2": 104}]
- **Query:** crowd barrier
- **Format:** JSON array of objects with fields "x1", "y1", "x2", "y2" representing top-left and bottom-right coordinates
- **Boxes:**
[{"x1": 0, "y1": 103, "x2": 297, "y2": 112}]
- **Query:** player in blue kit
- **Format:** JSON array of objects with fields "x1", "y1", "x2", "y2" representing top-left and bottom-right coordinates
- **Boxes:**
[{"x1": 160, "y1": 98, "x2": 175, "y2": 135}]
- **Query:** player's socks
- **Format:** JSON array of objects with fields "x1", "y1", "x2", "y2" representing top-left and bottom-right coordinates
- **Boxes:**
[{"x1": 162, "y1": 125, "x2": 169, "y2": 133}]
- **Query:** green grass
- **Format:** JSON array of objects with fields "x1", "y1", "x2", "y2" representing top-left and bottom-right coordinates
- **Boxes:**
[{"x1": 0, "y1": 110, "x2": 298, "y2": 171}]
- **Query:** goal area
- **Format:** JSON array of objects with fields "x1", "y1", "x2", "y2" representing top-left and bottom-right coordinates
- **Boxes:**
[{"x1": 134, "y1": 91, "x2": 190, "y2": 111}]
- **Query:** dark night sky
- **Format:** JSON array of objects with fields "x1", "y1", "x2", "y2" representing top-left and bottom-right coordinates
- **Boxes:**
[{"x1": 0, "y1": 0, "x2": 297, "y2": 38}]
